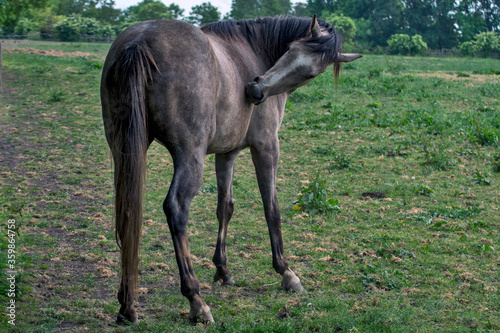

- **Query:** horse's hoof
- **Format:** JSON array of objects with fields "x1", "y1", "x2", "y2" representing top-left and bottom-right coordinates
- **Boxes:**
[
  {"x1": 214, "y1": 272, "x2": 236, "y2": 286},
  {"x1": 116, "y1": 311, "x2": 138, "y2": 326},
  {"x1": 222, "y1": 276, "x2": 236, "y2": 286},
  {"x1": 281, "y1": 269, "x2": 304, "y2": 292},
  {"x1": 189, "y1": 304, "x2": 215, "y2": 323},
  {"x1": 189, "y1": 296, "x2": 215, "y2": 323}
]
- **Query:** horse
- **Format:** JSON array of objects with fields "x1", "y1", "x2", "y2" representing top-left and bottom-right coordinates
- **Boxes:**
[{"x1": 100, "y1": 15, "x2": 361, "y2": 325}]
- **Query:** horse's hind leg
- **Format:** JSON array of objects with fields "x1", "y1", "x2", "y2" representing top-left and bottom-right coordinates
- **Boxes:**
[
  {"x1": 212, "y1": 151, "x2": 239, "y2": 285},
  {"x1": 163, "y1": 149, "x2": 214, "y2": 323},
  {"x1": 250, "y1": 136, "x2": 304, "y2": 292}
]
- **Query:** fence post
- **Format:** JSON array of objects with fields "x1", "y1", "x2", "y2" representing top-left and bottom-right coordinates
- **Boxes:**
[{"x1": 0, "y1": 42, "x2": 3, "y2": 91}]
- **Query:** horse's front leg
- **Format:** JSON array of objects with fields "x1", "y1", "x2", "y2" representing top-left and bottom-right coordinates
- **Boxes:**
[
  {"x1": 212, "y1": 151, "x2": 239, "y2": 285},
  {"x1": 250, "y1": 136, "x2": 304, "y2": 292}
]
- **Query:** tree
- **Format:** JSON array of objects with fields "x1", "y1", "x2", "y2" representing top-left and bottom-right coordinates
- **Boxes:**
[
  {"x1": 82, "y1": 0, "x2": 121, "y2": 23},
  {"x1": 167, "y1": 3, "x2": 184, "y2": 20},
  {"x1": 136, "y1": 1, "x2": 172, "y2": 21},
  {"x1": 326, "y1": 13, "x2": 356, "y2": 44},
  {"x1": 292, "y1": 2, "x2": 309, "y2": 17},
  {"x1": 120, "y1": 1, "x2": 183, "y2": 23},
  {"x1": 187, "y1": 2, "x2": 220, "y2": 26},
  {"x1": 230, "y1": 0, "x2": 292, "y2": 19},
  {"x1": 0, "y1": 0, "x2": 49, "y2": 33}
]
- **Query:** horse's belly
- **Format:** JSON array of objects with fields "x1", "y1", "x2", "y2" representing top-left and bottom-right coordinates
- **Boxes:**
[{"x1": 206, "y1": 107, "x2": 252, "y2": 154}]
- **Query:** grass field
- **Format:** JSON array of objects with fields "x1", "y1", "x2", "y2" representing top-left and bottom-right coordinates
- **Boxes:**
[{"x1": 0, "y1": 40, "x2": 499, "y2": 332}]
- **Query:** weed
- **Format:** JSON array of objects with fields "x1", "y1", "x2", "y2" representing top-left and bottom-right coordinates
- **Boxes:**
[
  {"x1": 48, "y1": 91, "x2": 65, "y2": 103},
  {"x1": 201, "y1": 183, "x2": 218, "y2": 193},
  {"x1": 493, "y1": 154, "x2": 500, "y2": 172},
  {"x1": 293, "y1": 172, "x2": 340, "y2": 215},
  {"x1": 368, "y1": 67, "x2": 383, "y2": 78},
  {"x1": 470, "y1": 170, "x2": 494, "y2": 185},
  {"x1": 456, "y1": 71, "x2": 470, "y2": 77},
  {"x1": 468, "y1": 114, "x2": 499, "y2": 146},
  {"x1": 413, "y1": 184, "x2": 434, "y2": 196},
  {"x1": 420, "y1": 140, "x2": 456, "y2": 171},
  {"x1": 327, "y1": 153, "x2": 359, "y2": 170}
]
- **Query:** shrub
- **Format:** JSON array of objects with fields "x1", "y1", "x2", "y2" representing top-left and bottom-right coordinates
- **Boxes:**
[
  {"x1": 388, "y1": 34, "x2": 428, "y2": 55},
  {"x1": 55, "y1": 15, "x2": 82, "y2": 41},
  {"x1": 388, "y1": 34, "x2": 412, "y2": 55},
  {"x1": 14, "y1": 18, "x2": 39, "y2": 36},
  {"x1": 410, "y1": 35, "x2": 428, "y2": 55},
  {"x1": 326, "y1": 13, "x2": 357, "y2": 45},
  {"x1": 459, "y1": 32, "x2": 500, "y2": 57},
  {"x1": 474, "y1": 32, "x2": 500, "y2": 57},
  {"x1": 459, "y1": 41, "x2": 475, "y2": 56},
  {"x1": 55, "y1": 14, "x2": 115, "y2": 41}
]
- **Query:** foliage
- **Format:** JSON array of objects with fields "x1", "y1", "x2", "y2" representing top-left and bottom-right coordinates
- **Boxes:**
[
  {"x1": 293, "y1": 172, "x2": 340, "y2": 215},
  {"x1": 459, "y1": 32, "x2": 500, "y2": 57},
  {"x1": 473, "y1": 31, "x2": 500, "y2": 57},
  {"x1": 186, "y1": 2, "x2": 220, "y2": 27},
  {"x1": 387, "y1": 34, "x2": 428, "y2": 55},
  {"x1": 54, "y1": 14, "x2": 114, "y2": 41},
  {"x1": 13, "y1": 17, "x2": 39, "y2": 36},
  {"x1": 459, "y1": 41, "x2": 475, "y2": 56},
  {"x1": 325, "y1": 13, "x2": 356, "y2": 45},
  {"x1": 230, "y1": 0, "x2": 292, "y2": 19}
]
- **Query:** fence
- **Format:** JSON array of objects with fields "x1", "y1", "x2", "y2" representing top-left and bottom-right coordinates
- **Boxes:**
[{"x1": 0, "y1": 33, "x2": 113, "y2": 43}]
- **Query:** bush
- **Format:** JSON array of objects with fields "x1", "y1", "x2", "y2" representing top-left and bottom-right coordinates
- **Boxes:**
[
  {"x1": 411, "y1": 35, "x2": 428, "y2": 55},
  {"x1": 55, "y1": 15, "x2": 82, "y2": 41},
  {"x1": 14, "y1": 18, "x2": 39, "y2": 36},
  {"x1": 459, "y1": 41, "x2": 475, "y2": 56},
  {"x1": 388, "y1": 34, "x2": 428, "y2": 55},
  {"x1": 55, "y1": 14, "x2": 115, "y2": 41},
  {"x1": 459, "y1": 32, "x2": 500, "y2": 57},
  {"x1": 325, "y1": 13, "x2": 356, "y2": 45},
  {"x1": 388, "y1": 34, "x2": 412, "y2": 55},
  {"x1": 474, "y1": 32, "x2": 500, "y2": 57}
]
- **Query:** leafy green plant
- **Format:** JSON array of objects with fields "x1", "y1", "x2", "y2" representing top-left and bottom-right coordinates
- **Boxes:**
[
  {"x1": 473, "y1": 32, "x2": 500, "y2": 57},
  {"x1": 470, "y1": 170, "x2": 494, "y2": 185},
  {"x1": 459, "y1": 41, "x2": 475, "y2": 56},
  {"x1": 493, "y1": 154, "x2": 500, "y2": 173},
  {"x1": 413, "y1": 184, "x2": 434, "y2": 196},
  {"x1": 421, "y1": 140, "x2": 455, "y2": 171},
  {"x1": 328, "y1": 153, "x2": 358, "y2": 170},
  {"x1": 48, "y1": 90, "x2": 65, "y2": 103},
  {"x1": 293, "y1": 173, "x2": 340, "y2": 215},
  {"x1": 201, "y1": 183, "x2": 217, "y2": 193},
  {"x1": 468, "y1": 115, "x2": 499, "y2": 147},
  {"x1": 387, "y1": 34, "x2": 428, "y2": 55}
]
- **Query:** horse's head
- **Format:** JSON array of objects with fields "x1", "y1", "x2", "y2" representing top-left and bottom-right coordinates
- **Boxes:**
[{"x1": 246, "y1": 15, "x2": 362, "y2": 105}]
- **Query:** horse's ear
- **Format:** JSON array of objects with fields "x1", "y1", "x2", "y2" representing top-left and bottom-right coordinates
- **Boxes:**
[{"x1": 310, "y1": 14, "x2": 322, "y2": 38}]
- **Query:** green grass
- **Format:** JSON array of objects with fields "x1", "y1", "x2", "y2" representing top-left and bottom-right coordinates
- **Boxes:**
[{"x1": 0, "y1": 43, "x2": 499, "y2": 332}]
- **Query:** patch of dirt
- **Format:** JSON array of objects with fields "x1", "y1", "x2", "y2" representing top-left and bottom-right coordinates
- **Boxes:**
[
  {"x1": 362, "y1": 192, "x2": 386, "y2": 199},
  {"x1": 3, "y1": 47, "x2": 94, "y2": 58},
  {"x1": 415, "y1": 71, "x2": 499, "y2": 83},
  {"x1": 1, "y1": 72, "x2": 119, "y2": 329}
]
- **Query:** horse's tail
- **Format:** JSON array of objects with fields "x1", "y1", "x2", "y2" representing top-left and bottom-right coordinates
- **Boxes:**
[{"x1": 107, "y1": 40, "x2": 157, "y2": 307}]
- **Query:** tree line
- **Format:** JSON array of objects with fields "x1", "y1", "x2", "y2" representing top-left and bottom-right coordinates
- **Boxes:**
[{"x1": 1, "y1": 0, "x2": 499, "y2": 54}]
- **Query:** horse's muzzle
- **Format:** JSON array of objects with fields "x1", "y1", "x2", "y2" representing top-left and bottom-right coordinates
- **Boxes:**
[{"x1": 245, "y1": 80, "x2": 267, "y2": 105}]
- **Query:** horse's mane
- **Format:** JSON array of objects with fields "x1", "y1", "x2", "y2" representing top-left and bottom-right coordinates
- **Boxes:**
[{"x1": 201, "y1": 16, "x2": 342, "y2": 70}]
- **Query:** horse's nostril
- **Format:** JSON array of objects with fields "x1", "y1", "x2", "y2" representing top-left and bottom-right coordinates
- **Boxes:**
[{"x1": 253, "y1": 77, "x2": 260, "y2": 83}]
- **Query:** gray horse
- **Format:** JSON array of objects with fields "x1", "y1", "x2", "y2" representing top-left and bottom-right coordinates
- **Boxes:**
[{"x1": 101, "y1": 15, "x2": 361, "y2": 325}]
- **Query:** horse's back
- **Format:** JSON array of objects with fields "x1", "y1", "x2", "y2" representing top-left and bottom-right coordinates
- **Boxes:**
[{"x1": 103, "y1": 20, "x2": 219, "y2": 151}]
